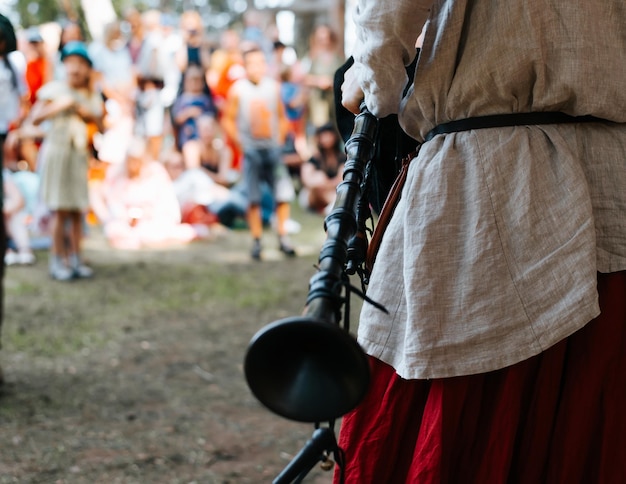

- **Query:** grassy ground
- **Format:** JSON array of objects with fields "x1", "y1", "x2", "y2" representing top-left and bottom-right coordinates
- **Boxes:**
[{"x1": 0, "y1": 204, "x2": 364, "y2": 483}]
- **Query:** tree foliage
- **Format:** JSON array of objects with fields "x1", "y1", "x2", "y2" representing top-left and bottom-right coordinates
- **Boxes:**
[
  {"x1": 11, "y1": 0, "x2": 64, "y2": 28},
  {"x1": 8, "y1": 0, "x2": 337, "y2": 60},
  {"x1": 10, "y1": 0, "x2": 122, "y2": 31},
  {"x1": 11, "y1": 0, "x2": 242, "y2": 30}
]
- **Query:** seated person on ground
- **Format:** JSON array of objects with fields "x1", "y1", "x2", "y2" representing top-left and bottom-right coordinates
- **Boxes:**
[
  {"x1": 162, "y1": 148, "x2": 235, "y2": 228},
  {"x1": 90, "y1": 138, "x2": 208, "y2": 249},
  {"x1": 195, "y1": 114, "x2": 238, "y2": 187},
  {"x1": 170, "y1": 64, "x2": 217, "y2": 168},
  {"x1": 299, "y1": 123, "x2": 345, "y2": 214}
]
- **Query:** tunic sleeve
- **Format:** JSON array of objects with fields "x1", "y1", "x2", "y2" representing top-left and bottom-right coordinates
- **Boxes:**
[{"x1": 351, "y1": 0, "x2": 433, "y2": 117}]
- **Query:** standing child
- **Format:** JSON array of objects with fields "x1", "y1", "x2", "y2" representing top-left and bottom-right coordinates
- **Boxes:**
[
  {"x1": 222, "y1": 45, "x2": 296, "y2": 260},
  {"x1": 31, "y1": 41, "x2": 103, "y2": 281}
]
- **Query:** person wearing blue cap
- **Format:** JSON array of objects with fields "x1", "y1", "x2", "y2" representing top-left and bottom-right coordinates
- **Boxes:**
[
  {"x1": 30, "y1": 40, "x2": 103, "y2": 281},
  {"x1": 60, "y1": 40, "x2": 92, "y2": 67}
]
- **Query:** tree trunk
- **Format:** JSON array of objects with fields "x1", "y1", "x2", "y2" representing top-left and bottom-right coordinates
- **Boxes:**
[
  {"x1": 80, "y1": 0, "x2": 117, "y2": 42},
  {"x1": 330, "y1": 0, "x2": 346, "y2": 58},
  {"x1": 59, "y1": 0, "x2": 79, "y2": 20}
]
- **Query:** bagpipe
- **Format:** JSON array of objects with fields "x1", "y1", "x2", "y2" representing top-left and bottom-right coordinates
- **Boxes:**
[{"x1": 244, "y1": 55, "x2": 419, "y2": 483}]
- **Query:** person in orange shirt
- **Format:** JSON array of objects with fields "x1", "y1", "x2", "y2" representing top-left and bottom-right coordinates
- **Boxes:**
[
  {"x1": 24, "y1": 28, "x2": 52, "y2": 106},
  {"x1": 207, "y1": 29, "x2": 246, "y2": 170},
  {"x1": 207, "y1": 29, "x2": 244, "y2": 111},
  {"x1": 16, "y1": 28, "x2": 53, "y2": 171}
]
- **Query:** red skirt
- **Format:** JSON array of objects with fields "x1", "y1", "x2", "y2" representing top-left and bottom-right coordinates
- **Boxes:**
[{"x1": 335, "y1": 271, "x2": 626, "y2": 484}]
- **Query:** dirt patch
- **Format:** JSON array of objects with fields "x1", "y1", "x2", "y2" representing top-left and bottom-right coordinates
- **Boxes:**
[{"x1": 0, "y1": 210, "x2": 359, "y2": 483}]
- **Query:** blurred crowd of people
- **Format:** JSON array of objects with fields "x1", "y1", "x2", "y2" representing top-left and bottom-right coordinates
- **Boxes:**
[{"x1": 1, "y1": 8, "x2": 350, "y2": 279}]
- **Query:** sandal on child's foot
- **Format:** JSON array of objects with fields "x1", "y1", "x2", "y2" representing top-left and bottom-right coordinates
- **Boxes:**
[
  {"x1": 17, "y1": 252, "x2": 36, "y2": 265},
  {"x1": 50, "y1": 264, "x2": 74, "y2": 281},
  {"x1": 4, "y1": 250, "x2": 18, "y2": 266},
  {"x1": 73, "y1": 263, "x2": 94, "y2": 279},
  {"x1": 69, "y1": 254, "x2": 94, "y2": 278},
  {"x1": 251, "y1": 239, "x2": 262, "y2": 261},
  {"x1": 278, "y1": 236, "x2": 296, "y2": 257}
]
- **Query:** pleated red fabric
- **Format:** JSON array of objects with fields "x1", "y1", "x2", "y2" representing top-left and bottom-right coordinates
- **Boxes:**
[{"x1": 335, "y1": 271, "x2": 626, "y2": 484}]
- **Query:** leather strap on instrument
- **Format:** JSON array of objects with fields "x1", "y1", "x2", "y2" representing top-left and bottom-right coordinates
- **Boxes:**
[
  {"x1": 365, "y1": 111, "x2": 607, "y2": 272},
  {"x1": 365, "y1": 148, "x2": 418, "y2": 272}
]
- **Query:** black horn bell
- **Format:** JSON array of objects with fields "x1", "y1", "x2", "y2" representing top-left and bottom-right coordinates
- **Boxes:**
[{"x1": 244, "y1": 316, "x2": 370, "y2": 423}]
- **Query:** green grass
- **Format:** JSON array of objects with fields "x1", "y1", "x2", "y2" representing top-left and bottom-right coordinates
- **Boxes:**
[
  {"x1": 2, "y1": 201, "x2": 332, "y2": 360},
  {"x1": 3, "y1": 255, "x2": 316, "y2": 360}
]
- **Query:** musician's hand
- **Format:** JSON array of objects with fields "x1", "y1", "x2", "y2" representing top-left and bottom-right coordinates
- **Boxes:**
[{"x1": 341, "y1": 65, "x2": 364, "y2": 115}]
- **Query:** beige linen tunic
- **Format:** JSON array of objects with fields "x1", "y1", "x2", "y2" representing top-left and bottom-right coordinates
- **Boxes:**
[{"x1": 352, "y1": 0, "x2": 626, "y2": 379}]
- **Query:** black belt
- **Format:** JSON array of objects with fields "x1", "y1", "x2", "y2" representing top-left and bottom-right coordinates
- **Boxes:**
[{"x1": 424, "y1": 112, "x2": 606, "y2": 143}]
